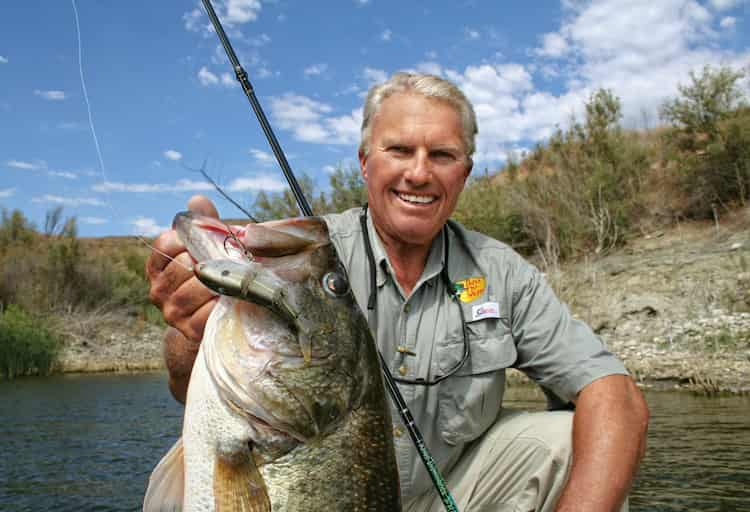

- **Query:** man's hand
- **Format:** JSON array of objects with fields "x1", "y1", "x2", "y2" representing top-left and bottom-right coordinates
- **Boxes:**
[
  {"x1": 555, "y1": 375, "x2": 649, "y2": 511},
  {"x1": 145, "y1": 195, "x2": 219, "y2": 403}
]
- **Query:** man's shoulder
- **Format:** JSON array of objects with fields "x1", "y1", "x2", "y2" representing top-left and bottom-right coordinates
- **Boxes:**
[
  {"x1": 447, "y1": 219, "x2": 519, "y2": 260},
  {"x1": 321, "y1": 207, "x2": 363, "y2": 239}
]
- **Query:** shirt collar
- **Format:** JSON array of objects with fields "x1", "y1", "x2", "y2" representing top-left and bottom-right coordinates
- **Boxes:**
[{"x1": 364, "y1": 208, "x2": 446, "y2": 290}]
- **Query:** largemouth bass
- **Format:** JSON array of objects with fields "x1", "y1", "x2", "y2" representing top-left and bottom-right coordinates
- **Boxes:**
[{"x1": 144, "y1": 212, "x2": 401, "y2": 511}]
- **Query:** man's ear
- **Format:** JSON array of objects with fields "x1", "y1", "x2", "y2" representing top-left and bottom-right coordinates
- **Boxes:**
[{"x1": 359, "y1": 149, "x2": 368, "y2": 181}]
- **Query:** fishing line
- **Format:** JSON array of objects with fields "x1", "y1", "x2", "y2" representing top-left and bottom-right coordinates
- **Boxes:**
[{"x1": 70, "y1": 0, "x2": 192, "y2": 272}]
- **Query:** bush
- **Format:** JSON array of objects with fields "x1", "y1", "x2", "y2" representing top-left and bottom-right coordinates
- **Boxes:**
[
  {"x1": 0, "y1": 304, "x2": 60, "y2": 379},
  {"x1": 251, "y1": 165, "x2": 366, "y2": 220},
  {"x1": 465, "y1": 89, "x2": 650, "y2": 266},
  {"x1": 660, "y1": 66, "x2": 750, "y2": 217}
]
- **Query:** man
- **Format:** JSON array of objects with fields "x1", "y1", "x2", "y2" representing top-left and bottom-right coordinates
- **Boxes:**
[{"x1": 147, "y1": 73, "x2": 649, "y2": 511}]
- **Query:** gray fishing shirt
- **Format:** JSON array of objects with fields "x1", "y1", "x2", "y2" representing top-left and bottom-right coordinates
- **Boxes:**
[{"x1": 322, "y1": 207, "x2": 628, "y2": 500}]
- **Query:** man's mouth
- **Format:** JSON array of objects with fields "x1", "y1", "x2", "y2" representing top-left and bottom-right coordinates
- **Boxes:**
[{"x1": 395, "y1": 191, "x2": 437, "y2": 205}]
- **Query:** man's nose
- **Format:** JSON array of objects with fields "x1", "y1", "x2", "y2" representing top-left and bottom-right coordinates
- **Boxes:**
[{"x1": 404, "y1": 150, "x2": 431, "y2": 184}]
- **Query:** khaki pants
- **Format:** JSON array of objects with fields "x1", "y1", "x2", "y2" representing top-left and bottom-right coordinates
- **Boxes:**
[{"x1": 404, "y1": 409, "x2": 629, "y2": 512}]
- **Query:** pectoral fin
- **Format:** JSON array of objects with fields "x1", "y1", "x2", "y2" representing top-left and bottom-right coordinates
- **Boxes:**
[
  {"x1": 143, "y1": 437, "x2": 185, "y2": 512},
  {"x1": 214, "y1": 452, "x2": 271, "y2": 512}
]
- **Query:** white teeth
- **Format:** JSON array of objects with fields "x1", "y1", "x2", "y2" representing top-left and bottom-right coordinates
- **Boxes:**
[{"x1": 397, "y1": 192, "x2": 435, "y2": 204}]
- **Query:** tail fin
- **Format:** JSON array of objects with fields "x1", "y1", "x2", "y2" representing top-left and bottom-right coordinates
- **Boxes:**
[{"x1": 144, "y1": 438, "x2": 185, "y2": 511}]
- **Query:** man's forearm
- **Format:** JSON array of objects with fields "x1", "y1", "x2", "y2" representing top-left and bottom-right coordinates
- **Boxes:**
[{"x1": 555, "y1": 374, "x2": 649, "y2": 512}]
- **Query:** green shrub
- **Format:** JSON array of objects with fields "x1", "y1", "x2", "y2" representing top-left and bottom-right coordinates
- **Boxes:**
[
  {"x1": 660, "y1": 65, "x2": 750, "y2": 217},
  {"x1": 0, "y1": 304, "x2": 60, "y2": 379},
  {"x1": 467, "y1": 89, "x2": 650, "y2": 266}
]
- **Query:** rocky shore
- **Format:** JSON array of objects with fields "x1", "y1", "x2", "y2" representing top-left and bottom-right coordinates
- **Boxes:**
[{"x1": 56, "y1": 206, "x2": 750, "y2": 394}]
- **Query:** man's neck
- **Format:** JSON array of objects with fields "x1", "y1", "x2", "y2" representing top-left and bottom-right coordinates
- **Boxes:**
[{"x1": 373, "y1": 228, "x2": 434, "y2": 297}]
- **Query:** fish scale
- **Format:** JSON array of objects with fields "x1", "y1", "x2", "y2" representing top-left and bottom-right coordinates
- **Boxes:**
[{"x1": 144, "y1": 212, "x2": 401, "y2": 511}]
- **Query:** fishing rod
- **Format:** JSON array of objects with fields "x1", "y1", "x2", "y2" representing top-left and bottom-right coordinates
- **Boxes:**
[{"x1": 199, "y1": 1, "x2": 459, "y2": 510}]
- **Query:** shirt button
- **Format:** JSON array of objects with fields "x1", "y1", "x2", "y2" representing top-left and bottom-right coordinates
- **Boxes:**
[
  {"x1": 393, "y1": 426, "x2": 404, "y2": 437},
  {"x1": 404, "y1": 303, "x2": 411, "y2": 313},
  {"x1": 398, "y1": 365, "x2": 408, "y2": 376}
]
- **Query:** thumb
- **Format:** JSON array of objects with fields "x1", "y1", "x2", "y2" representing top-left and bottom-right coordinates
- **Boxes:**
[{"x1": 187, "y1": 194, "x2": 219, "y2": 219}]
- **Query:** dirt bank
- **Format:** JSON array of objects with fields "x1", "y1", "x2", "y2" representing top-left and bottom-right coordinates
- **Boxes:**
[{"x1": 56, "y1": 206, "x2": 750, "y2": 393}]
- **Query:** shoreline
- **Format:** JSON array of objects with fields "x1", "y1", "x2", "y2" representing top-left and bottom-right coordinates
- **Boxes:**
[{"x1": 48, "y1": 207, "x2": 749, "y2": 396}]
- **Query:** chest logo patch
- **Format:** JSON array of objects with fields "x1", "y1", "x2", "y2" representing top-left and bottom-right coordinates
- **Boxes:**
[
  {"x1": 472, "y1": 301, "x2": 500, "y2": 321},
  {"x1": 454, "y1": 277, "x2": 485, "y2": 303}
]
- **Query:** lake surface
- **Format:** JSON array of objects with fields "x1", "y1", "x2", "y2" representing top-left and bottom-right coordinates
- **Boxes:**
[{"x1": 0, "y1": 373, "x2": 748, "y2": 511}]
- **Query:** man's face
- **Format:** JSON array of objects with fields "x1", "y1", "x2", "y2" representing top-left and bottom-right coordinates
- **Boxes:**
[{"x1": 359, "y1": 93, "x2": 472, "y2": 250}]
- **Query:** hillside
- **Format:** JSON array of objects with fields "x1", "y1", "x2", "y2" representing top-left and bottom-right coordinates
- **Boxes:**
[{"x1": 50, "y1": 206, "x2": 750, "y2": 395}]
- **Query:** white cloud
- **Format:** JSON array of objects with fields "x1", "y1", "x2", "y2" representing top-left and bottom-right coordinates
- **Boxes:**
[
  {"x1": 32, "y1": 195, "x2": 106, "y2": 207},
  {"x1": 270, "y1": 93, "x2": 361, "y2": 145},
  {"x1": 92, "y1": 179, "x2": 214, "y2": 193},
  {"x1": 465, "y1": 28, "x2": 480, "y2": 40},
  {"x1": 363, "y1": 67, "x2": 388, "y2": 85},
  {"x1": 536, "y1": 32, "x2": 569, "y2": 58},
  {"x1": 355, "y1": 0, "x2": 370, "y2": 5},
  {"x1": 184, "y1": 0, "x2": 261, "y2": 34},
  {"x1": 271, "y1": 93, "x2": 332, "y2": 125},
  {"x1": 0, "y1": 56, "x2": 7, "y2": 64},
  {"x1": 80, "y1": 216, "x2": 107, "y2": 225},
  {"x1": 248, "y1": 33, "x2": 271, "y2": 47},
  {"x1": 304, "y1": 63, "x2": 328, "y2": 76},
  {"x1": 221, "y1": 73, "x2": 238, "y2": 87},
  {"x1": 164, "y1": 150, "x2": 183, "y2": 161},
  {"x1": 132, "y1": 217, "x2": 168, "y2": 237},
  {"x1": 446, "y1": 0, "x2": 750, "y2": 167},
  {"x1": 250, "y1": 148, "x2": 274, "y2": 163},
  {"x1": 6, "y1": 160, "x2": 46, "y2": 171},
  {"x1": 198, "y1": 66, "x2": 239, "y2": 87},
  {"x1": 222, "y1": 0, "x2": 262, "y2": 24},
  {"x1": 34, "y1": 90, "x2": 65, "y2": 101},
  {"x1": 414, "y1": 61, "x2": 443, "y2": 76},
  {"x1": 0, "y1": 188, "x2": 15, "y2": 198},
  {"x1": 198, "y1": 66, "x2": 219, "y2": 86},
  {"x1": 380, "y1": 29, "x2": 392, "y2": 42},
  {"x1": 48, "y1": 171, "x2": 78, "y2": 179},
  {"x1": 227, "y1": 175, "x2": 287, "y2": 192},
  {"x1": 709, "y1": 0, "x2": 740, "y2": 10},
  {"x1": 720, "y1": 16, "x2": 736, "y2": 28},
  {"x1": 183, "y1": 8, "x2": 206, "y2": 33}
]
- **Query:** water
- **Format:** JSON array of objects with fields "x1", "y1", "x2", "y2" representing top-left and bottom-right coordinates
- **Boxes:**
[
  {"x1": 0, "y1": 373, "x2": 182, "y2": 512},
  {"x1": 0, "y1": 374, "x2": 748, "y2": 511}
]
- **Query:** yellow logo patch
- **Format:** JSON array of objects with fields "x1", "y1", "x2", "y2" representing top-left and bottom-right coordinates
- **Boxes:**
[{"x1": 454, "y1": 277, "x2": 486, "y2": 303}]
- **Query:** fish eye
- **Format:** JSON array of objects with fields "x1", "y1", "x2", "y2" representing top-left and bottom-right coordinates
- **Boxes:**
[{"x1": 322, "y1": 271, "x2": 349, "y2": 298}]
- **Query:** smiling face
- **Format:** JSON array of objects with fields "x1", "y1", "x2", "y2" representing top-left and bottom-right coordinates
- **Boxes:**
[{"x1": 359, "y1": 92, "x2": 472, "y2": 253}]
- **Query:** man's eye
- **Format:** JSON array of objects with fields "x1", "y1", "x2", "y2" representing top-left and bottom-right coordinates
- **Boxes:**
[
  {"x1": 432, "y1": 150, "x2": 457, "y2": 161},
  {"x1": 388, "y1": 145, "x2": 410, "y2": 155}
]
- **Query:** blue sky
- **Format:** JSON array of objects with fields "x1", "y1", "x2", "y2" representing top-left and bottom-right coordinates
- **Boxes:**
[{"x1": 1, "y1": 0, "x2": 748, "y2": 237}]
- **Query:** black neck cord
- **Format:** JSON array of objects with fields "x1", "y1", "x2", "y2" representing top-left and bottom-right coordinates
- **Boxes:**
[{"x1": 359, "y1": 206, "x2": 470, "y2": 386}]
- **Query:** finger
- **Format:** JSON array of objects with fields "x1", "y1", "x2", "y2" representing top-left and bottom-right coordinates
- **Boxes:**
[
  {"x1": 182, "y1": 299, "x2": 217, "y2": 342},
  {"x1": 148, "y1": 252, "x2": 196, "y2": 308},
  {"x1": 168, "y1": 295, "x2": 217, "y2": 343},
  {"x1": 146, "y1": 229, "x2": 187, "y2": 278},
  {"x1": 188, "y1": 195, "x2": 219, "y2": 219},
  {"x1": 168, "y1": 274, "x2": 216, "y2": 320}
]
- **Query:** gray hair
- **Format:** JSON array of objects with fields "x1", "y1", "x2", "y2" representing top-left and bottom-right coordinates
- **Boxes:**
[{"x1": 359, "y1": 72, "x2": 478, "y2": 159}]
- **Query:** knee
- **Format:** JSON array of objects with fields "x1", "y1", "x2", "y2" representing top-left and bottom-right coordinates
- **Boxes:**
[{"x1": 505, "y1": 411, "x2": 573, "y2": 468}]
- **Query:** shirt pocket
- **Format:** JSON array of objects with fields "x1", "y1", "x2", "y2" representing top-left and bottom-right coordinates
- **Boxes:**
[{"x1": 435, "y1": 324, "x2": 517, "y2": 446}]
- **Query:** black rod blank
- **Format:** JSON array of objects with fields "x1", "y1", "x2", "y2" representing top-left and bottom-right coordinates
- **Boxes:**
[
  {"x1": 199, "y1": 2, "x2": 458, "y2": 510},
  {"x1": 200, "y1": 0, "x2": 312, "y2": 217}
]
